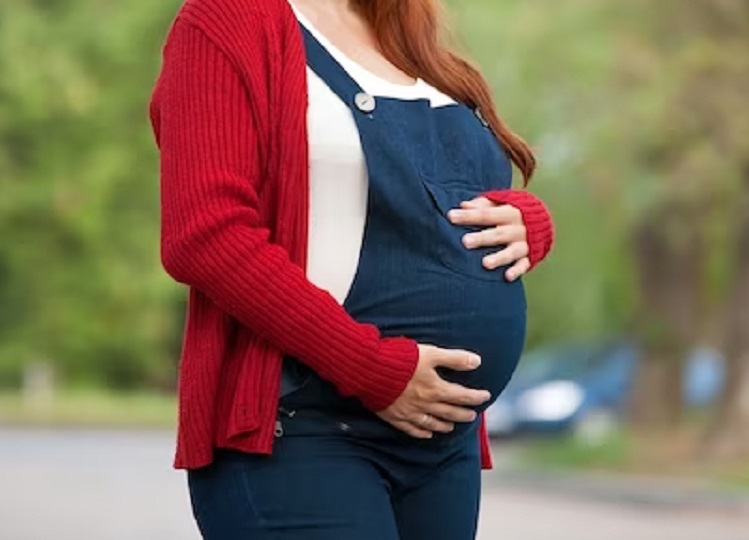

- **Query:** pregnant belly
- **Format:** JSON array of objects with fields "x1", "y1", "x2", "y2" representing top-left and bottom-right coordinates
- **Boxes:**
[{"x1": 344, "y1": 267, "x2": 527, "y2": 410}]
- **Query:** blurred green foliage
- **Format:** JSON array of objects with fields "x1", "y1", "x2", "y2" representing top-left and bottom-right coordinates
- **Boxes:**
[
  {"x1": 0, "y1": 0, "x2": 184, "y2": 389},
  {"x1": 1, "y1": 0, "x2": 746, "y2": 397}
]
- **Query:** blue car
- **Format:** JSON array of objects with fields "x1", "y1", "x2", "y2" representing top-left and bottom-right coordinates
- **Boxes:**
[{"x1": 484, "y1": 341, "x2": 725, "y2": 438}]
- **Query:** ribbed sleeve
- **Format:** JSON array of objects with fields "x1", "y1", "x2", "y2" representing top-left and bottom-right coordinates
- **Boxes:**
[
  {"x1": 151, "y1": 19, "x2": 417, "y2": 412},
  {"x1": 480, "y1": 189, "x2": 555, "y2": 268}
]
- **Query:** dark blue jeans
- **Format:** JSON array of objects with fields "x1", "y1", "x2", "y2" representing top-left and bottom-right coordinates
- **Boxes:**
[{"x1": 188, "y1": 420, "x2": 481, "y2": 540}]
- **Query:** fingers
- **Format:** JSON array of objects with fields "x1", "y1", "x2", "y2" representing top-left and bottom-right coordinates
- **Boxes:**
[
  {"x1": 425, "y1": 403, "x2": 478, "y2": 423},
  {"x1": 391, "y1": 419, "x2": 434, "y2": 439},
  {"x1": 462, "y1": 225, "x2": 526, "y2": 249},
  {"x1": 414, "y1": 413, "x2": 454, "y2": 434},
  {"x1": 383, "y1": 398, "x2": 481, "y2": 437},
  {"x1": 377, "y1": 408, "x2": 435, "y2": 439},
  {"x1": 459, "y1": 197, "x2": 493, "y2": 209},
  {"x1": 422, "y1": 345, "x2": 481, "y2": 372},
  {"x1": 387, "y1": 417, "x2": 454, "y2": 438},
  {"x1": 438, "y1": 381, "x2": 492, "y2": 407},
  {"x1": 482, "y1": 242, "x2": 530, "y2": 270},
  {"x1": 448, "y1": 204, "x2": 521, "y2": 227},
  {"x1": 505, "y1": 257, "x2": 531, "y2": 281},
  {"x1": 379, "y1": 410, "x2": 452, "y2": 437}
]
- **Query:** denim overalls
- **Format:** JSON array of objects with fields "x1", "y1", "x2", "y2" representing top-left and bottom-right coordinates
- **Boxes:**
[
  {"x1": 188, "y1": 23, "x2": 528, "y2": 540},
  {"x1": 279, "y1": 25, "x2": 527, "y2": 436}
]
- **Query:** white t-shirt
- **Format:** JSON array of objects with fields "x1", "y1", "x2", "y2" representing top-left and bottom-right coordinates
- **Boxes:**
[{"x1": 293, "y1": 6, "x2": 456, "y2": 304}]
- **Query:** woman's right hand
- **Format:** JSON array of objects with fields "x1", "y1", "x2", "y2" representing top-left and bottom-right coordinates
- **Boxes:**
[{"x1": 376, "y1": 344, "x2": 491, "y2": 438}]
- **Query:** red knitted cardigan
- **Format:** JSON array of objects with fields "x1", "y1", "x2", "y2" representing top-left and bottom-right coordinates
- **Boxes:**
[{"x1": 150, "y1": 0, "x2": 555, "y2": 470}]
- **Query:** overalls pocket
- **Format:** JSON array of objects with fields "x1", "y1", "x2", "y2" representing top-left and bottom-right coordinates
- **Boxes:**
[{"x1": 420, "y1": 175, "x2": 503, "y2": 281}]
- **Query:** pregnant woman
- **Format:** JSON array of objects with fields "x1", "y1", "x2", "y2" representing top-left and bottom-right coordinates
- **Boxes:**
[{"x1": 150, "y1": 0, "x2": 554, "y2": 538}]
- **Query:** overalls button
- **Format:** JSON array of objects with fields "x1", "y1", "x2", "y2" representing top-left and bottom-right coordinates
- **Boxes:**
[
  {"x1": 354, "y1": 92, "x2": 376, "y2": 113},
  {"x1": 475, "y1": 107, "x2": 489, "y2": 127}
]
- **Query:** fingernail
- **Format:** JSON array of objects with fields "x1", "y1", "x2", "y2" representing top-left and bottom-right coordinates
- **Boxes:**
[
  {"x1": 463, "y1": 235, "x2": 476, "y2": 248},
  {"x1": 506, "y1": 270, "x2": 515, "y2": 281},
  {"x1": 468, "y1": 355, "x2": 481, "y2": 368}
]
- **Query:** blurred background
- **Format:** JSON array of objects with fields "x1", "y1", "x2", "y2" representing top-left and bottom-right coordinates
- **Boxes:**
[{"x1": 1, "y1": 0, "x2": 748, "y2": 538}]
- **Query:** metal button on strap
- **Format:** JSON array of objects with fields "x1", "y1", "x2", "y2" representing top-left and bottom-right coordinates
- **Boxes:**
[
  {"x1": 475, "y1": 107, "x2": 489, "y2": 127},
  {"x1": 354, "y1": 92, "x2": 376, "y2": 114}
]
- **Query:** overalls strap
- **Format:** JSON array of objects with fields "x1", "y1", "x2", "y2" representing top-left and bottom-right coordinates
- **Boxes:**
[{"x1": 299, "y1": 24, "x2": 368, "y2": 110}]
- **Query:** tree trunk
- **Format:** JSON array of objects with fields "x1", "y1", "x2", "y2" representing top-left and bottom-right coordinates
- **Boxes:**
[
  {"x1": 706, "y1": 186, "x2": 749, "y2": 460},
  {"x1": 629, "y1": 202, "x2": 703, "y2": 430}
]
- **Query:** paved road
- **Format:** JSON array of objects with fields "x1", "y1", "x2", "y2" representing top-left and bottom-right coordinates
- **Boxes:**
[{"x1": 0, "y1": 429, "x2": 746, "y2": 540}]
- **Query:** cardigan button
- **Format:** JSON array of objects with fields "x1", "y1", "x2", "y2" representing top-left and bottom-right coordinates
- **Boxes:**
[{"x1": 354, "y1": 92, "x2": 376, "y2": 114}]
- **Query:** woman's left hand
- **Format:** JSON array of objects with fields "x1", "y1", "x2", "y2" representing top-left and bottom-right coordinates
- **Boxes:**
[{"x1": 447, "y1": 197, "x2": 530, "y2": 282}]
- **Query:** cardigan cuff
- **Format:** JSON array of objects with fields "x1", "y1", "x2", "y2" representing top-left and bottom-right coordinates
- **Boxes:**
[
  {"x1": 357, "y1": 337, "x2": 419, "y2": 412},
  {"x1": 480, "y1": 189, "x2": 554, "y2": 268}
]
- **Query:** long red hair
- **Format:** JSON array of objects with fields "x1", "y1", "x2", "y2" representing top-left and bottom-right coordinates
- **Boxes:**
[{"x1": 354, "y1": 0, "x2": 535, "y2": 184}]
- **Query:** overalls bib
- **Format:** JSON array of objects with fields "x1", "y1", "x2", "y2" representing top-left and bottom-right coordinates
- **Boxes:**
[{"x1": 279, "y1": 25, "x2": 527, "y2": 440}]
